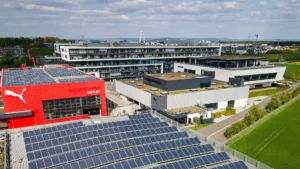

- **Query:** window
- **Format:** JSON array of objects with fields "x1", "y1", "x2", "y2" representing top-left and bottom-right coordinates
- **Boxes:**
[
  {"x1": 228, "y1": 100, "x2": 235, "y2": 108},
  {"x1": 42, "y1": 96, "x2": 100, "y2": 120},
  {"x1": 205, "y1": 103, "x2": 218, "y2": 110}
]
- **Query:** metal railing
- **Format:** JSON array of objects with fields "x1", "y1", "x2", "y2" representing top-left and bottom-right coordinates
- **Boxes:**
[{"x1": 3, "y1": 132, "x2": 10, "y2": 169}]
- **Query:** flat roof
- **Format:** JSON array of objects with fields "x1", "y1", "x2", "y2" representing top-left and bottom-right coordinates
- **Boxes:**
[
  {"x1": 122, "y1": 79, "x2": 231, "y2": 96},
  {"x1": 146, "y1": 72, "x2": 201, "y2": 81},
  {"x1": 60, "y1": 45, "x2": 220, "y2": 49},
  {"x1": 1, "y1": 67, "x2": 101, "y2": 87}
]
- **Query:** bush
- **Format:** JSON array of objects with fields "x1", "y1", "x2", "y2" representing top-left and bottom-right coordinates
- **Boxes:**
[
  {"x1": 243, "y1": 113, "x2": 256, "y2": 126},
  {"x1": 267, "y1": 94, "x2": 282, "y2": 110},
  {"x1": 212, "y1": 107, "x2": 236, "y2": 118},
  {"x1": 224, "y1": 105, "x2": 266, "y2": 138},
  {"x1": 292, "y1": 87, "x2": 300, "y2": 97},
  {"x1": 224, "y1": 121, "x2": 247, "y2": 138},
  {"x1": 281, "y1": 92, "x2": 292, "y2": 103}
]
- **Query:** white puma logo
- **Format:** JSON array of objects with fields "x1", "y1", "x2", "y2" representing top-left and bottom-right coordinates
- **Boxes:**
[{"x1": 4, "y1": 88, "x2": 27, "y2": 103}]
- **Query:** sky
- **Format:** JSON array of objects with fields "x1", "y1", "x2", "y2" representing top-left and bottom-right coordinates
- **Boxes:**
[{"x1": 0, "y1": 0, "x2": 299, "y2": 39}]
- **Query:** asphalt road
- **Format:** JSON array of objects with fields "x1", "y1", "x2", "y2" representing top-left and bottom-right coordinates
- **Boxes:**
[{"x1": 198, "y1": 85, "x2": 299, "y2": 143}]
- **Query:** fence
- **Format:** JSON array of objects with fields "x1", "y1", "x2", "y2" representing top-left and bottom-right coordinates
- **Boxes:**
[
  {"x1": 3, "y1": 132, "x2": 10, "y2": 169},
  {"x1": 225, "y1": 94, "x2": 300, "y2": 144},
  {"x1": 184, "y1": 127, "x2": 273, "y2": 169},
  {"x1": 146, "y1": 108, "x2": 273, "y2": 169}
]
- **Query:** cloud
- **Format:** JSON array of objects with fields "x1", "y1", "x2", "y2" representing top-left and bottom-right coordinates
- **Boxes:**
[
  {"x1": 110, "y1": 0, "x2": 154, "y2": 10},
  {"x1": 250, "y1": 11, "x2": 261, "y2": 16},
  {"x1": 78, "y1": 10, "x2": 111, "y2": 15},
  {"x1": 0, "y1": 2, "x2": 68, "y2": 12},
  {"x1": 274, "y1": 2, "x2": 286, "y2": 7},
  {"x1": 224, "y1": 1, "x2": 237, "y2": 9},
  {"x1": 108, "y1": 14, "x2": 130, "y2": 21},
  {"x1": 259, "y1": 1, "x2": 267, "y2": 6}
]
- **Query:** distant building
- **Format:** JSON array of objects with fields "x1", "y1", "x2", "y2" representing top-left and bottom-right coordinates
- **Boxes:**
[{"x1": 54, "y1": 40, "x2": 221, "y2": 81}]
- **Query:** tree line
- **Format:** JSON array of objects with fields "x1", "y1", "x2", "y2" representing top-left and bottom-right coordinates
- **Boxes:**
[{"x1": 0, "y1": 37, "x2": 70, "y2": 49}]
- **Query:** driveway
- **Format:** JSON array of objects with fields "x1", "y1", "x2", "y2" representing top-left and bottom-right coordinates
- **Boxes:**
[{"x1": 198, "y1": 85, "x2": 299, "y2": 143}]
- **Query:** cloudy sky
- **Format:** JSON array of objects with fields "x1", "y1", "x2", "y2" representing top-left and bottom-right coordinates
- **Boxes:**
[{"x1": 0, "y1": 0, "x2": 299, "y2": 39}]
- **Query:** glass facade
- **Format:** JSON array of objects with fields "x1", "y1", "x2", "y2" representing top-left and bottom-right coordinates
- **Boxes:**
[
  {"x1": 43, "y1": 96, "x2": 100, "y2": 120},
  {"x1": 235, "y1": 73, "x2": 277, "y2": 82}
]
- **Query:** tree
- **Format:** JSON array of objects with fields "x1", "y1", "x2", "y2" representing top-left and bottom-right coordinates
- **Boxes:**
[
  {"x1": 267, "y1": 94, "x2": 282, "y2": 110},
  {"x1": 249, "y1": 104, "x2": 266, "y2": 120},
  {"x1": 247, "y1": 49, "x2": 255, "y2": 55},
  {"x1": 243, "y1": 113, "x2": 256, "y2": 126},
  {"x1": 281, "y1": 92, "x2": 292, "y2": 103}
]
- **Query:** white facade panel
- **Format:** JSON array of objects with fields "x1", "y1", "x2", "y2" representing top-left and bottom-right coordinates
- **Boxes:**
[
  {"x1": 218, "y1": 101, "x2": 228, "y2": 109},
  {"x1": 166, "y1": 86, "x2": 249, "y2": 110},
  {"x1": 174, "y1": 63, "x2": 286, "y2": 87},
  {"x1": 234, "y1": 98, "x2": 248, "y2": 107},
  {"x1": 116, "y1": 81, "x2": 152, "y2": 107}
]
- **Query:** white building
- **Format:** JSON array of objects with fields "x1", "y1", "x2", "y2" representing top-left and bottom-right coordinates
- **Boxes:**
[
  {"x1": 55, "y1": 41, "x2": 221, "y2": 81},
  {"x1": 174, "y1": 57, "x2": 286, "y2": 89}
]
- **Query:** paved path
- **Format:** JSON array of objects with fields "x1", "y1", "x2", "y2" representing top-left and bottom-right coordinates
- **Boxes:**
[{"x1": 198, "y1": 85, "x2": 299, "y2": 143}]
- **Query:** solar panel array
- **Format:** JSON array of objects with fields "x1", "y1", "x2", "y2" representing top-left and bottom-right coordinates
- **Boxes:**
[
  {"x1": 2, "y1": 69, "x2": 56, "y2": 87},
  {"x1": 58, "y1": 77, "x2": 99, "y2": 83},
  {"x1": 211, "y1": 161, "x2": 248, "y2": 169},
  {"x1": 45, "y1": 69, "x2": 85, "y2": 77},
  {"x1": 20, "y1": 114, "x2": 248, "y2": 169}
]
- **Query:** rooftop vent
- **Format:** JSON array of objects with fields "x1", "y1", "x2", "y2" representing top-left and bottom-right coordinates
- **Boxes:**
[
  {"x1": 222, "y1": 85, "x2": 229, "y2": 88},
  {"x1": 211, "y1": 82, "x2": 217, "y2": 85},
  {"x1": 150, "y1": 88, "x2": 158, "y2": 91},
  {"x1": 137, "y1": 83, "x2": 143, "y2": 86},
  {"x1": 129, "y1": 80, "x2": 135, "y2": 83},
  {"x1": 190, "y1": 88, "x2": 197, "y2": 92},
  {"x1": 161, "y1": 91, "x2": 169, "y2": 95},
  {"x1": 181, "y1": 75, "x2": 186, "y2": 77},
  {"x1": 206, "y1": 87, "x2": 213, "y2": 90}
]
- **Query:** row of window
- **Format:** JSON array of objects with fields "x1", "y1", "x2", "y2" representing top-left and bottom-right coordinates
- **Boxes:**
[
  {"x1": 235, "y1": 73, "x2": 277, "y2": 81},
  {"x1": 43, "y1": 96, "x2": 100, "y2": 120}
]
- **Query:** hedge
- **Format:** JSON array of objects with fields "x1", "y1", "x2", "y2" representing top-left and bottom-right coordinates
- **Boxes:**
[{"x1": 212, "y1": 107, "x2": 236, "y2": 118}]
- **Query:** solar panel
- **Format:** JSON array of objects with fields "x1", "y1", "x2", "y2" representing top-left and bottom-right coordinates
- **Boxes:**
[{"x1": 211, "y1": 161, "x2": 248, "y2": 169}]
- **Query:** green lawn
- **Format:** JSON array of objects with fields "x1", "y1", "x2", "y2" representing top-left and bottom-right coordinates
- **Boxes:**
[
  {"x1": 275, "y1": 63, "x2": 300, "y2": 80},
  {"x1": 249, "y1": 86, "x2": 290, "y2": 98},
  {"x1": 30, "y1": 48, "x2": 54, "y2": 55},
  {"x1": 190, "y1": 123, "x2": 214, "y2": 130},
  {"x1": 228, "y1": 97, "x2": 300, "y2": 169}
]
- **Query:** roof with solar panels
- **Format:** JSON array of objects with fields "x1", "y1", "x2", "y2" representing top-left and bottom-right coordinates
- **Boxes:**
[
  {"x1": 0, "y1": 67, "x2": 100, "y2": 87},
  {"x1": 8, "y1": 113, "x2": 250, "y2": 169}
]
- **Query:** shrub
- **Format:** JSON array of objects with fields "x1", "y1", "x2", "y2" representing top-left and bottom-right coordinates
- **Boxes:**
[
  {"x1": 243, "y1": 113, "x2": 256, "y2": 126},
  {"x1": 212, "y1": 107, "x2": 236, "y2": 118},
  {"x1": 267, "y1": 94, "x2": 282, "y2": 110}
]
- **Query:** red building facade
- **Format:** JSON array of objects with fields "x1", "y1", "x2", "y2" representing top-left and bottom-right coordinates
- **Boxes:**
[{"x1": 0, "y1": 70, "x2": 106, "y2": 129}]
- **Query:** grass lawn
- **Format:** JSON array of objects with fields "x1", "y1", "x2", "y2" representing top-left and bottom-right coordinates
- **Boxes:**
[
  {"x1": 30, "y1": 48, "x2": 54, "y2": 55},
  {"x1": 228, "y1": 97, "x2": 300, "y2": 169},
  {"x1": 190, "y1": 123, "x2": 214, "y2": 130},
  {"x1": 249, "y1": 86, "x2": 290, "y2": 97},
  {"x1": 275, "y1": 63, "x2": 300, "y2": 79}
]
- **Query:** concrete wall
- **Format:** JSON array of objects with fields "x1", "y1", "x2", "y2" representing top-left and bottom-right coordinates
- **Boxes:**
[
  {"x1": 115, "y1": 81, "x2": 152, "y2": 107},
  {"x1": 166, "y1": 86, "x2": 249, "y2": 109},
  {"x1": 218, "y1": 101, "x2": 227, "y2": 109},
  {"x1": 174, "y1": 63, "x2": 233, "y2": 82},
  {"x1": 234, "y1": 98, "x2": 248, "y2": 107}
]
